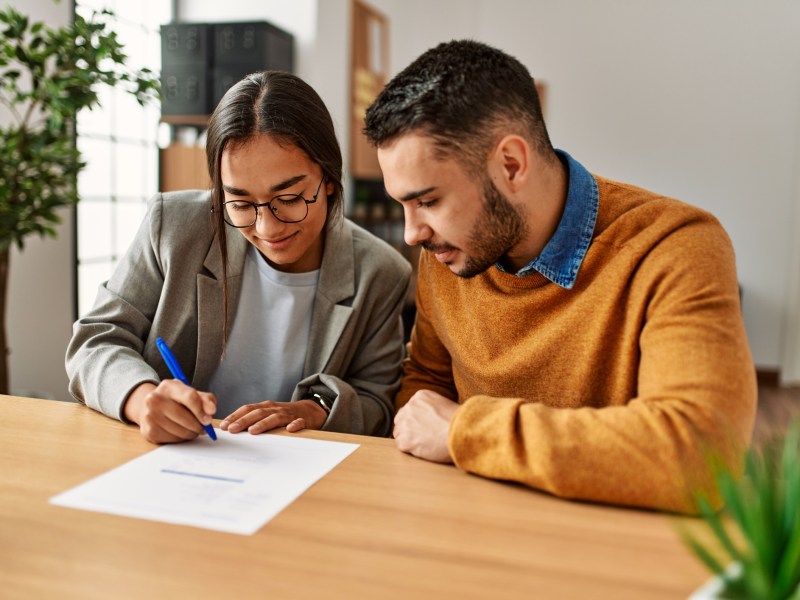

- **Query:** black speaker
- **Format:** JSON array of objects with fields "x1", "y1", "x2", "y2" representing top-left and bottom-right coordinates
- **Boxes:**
[
  {"x1": 213, "y1": 21, "x2": 294, "y2": 72},
  {"x1": 161, "y1": 66, "x2": 214, "y2": 116},
  {"x1": 160, "y1": 20, "x2": 295, "y2": 117},
  {"x1": 160, "y1": 23, "x2": 213, "y2": 67},
  {"x1": 210, "y1": 65, "x2": 257, "y2": 108}
]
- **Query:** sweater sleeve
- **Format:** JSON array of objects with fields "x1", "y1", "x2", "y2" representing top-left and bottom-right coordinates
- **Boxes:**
[
  {"x1": 395, "y1": 251, "x2": 458, "y2": 409},
  {"x1": 447, "y1": 218, "x2": 757, "y2": 514}
]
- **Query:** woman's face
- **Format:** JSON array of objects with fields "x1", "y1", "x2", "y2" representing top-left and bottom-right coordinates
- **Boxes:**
[{"x1": 220, "y1": 134, "x2": 332, "y2": 273}]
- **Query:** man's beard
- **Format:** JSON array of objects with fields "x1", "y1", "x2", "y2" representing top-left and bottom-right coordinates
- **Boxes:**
[{"x1": 423, "y1": 175, "x2": 527, "y2": 279}]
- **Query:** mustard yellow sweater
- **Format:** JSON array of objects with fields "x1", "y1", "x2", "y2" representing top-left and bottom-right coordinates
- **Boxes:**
[{"x1": 396, "y1": 176, "x2": 757, "y2": 513}]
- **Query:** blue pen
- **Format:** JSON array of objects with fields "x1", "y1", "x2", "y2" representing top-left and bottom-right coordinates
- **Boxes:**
[{"x1": 155, "y1": 337, "x2": 217, "y2": 441}]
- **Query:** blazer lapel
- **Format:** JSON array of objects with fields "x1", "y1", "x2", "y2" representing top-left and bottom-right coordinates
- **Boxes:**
[
  {"x1": 305, "y1": 220, "x2": 355, "y2": 374},
  {"x1": 194, "y1": 230, "x2": 247, "y2": 389}
]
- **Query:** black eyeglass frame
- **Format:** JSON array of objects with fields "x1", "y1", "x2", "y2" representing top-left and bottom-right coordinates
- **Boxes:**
[{"x1": 218, "y1": 177, "x2": 325, "y2": 227}]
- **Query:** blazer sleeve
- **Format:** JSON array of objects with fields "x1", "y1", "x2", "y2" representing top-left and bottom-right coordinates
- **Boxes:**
[
  {"x1": 65, "y1": 196, "x2": 167, "y2": 421},
  {"x1": 293, "y1": 241, "x2": 412, "y2": 437}
]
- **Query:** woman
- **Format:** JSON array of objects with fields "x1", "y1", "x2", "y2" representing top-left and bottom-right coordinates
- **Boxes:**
[{"x1": 66, "y1": 71, "x2": 411, "y2": 443}]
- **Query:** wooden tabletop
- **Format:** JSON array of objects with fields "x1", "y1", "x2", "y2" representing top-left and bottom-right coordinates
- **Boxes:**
[{"x1": 0, "y1": 395, "x2": 709, "y2": 599}]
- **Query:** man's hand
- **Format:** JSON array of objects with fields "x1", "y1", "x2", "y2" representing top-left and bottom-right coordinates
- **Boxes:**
[
  {"x1": 124, "y1": 380, "x2": 217, "y2": 444},
  {"x1": 393, "y1": 390, "x2": 459, "y2": 463}
]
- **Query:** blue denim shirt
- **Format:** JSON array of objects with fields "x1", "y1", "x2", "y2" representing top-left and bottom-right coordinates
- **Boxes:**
[{"x1": 495, "y1": 149, "x2": 598, "y2": 289}]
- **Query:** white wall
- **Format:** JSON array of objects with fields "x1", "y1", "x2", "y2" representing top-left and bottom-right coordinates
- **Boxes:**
[
  {"x1": 782, "y1": 147, "x2": 800, "y2": 384},
  {"x1": 0, "y1": 0, "x2": 795, "y2": 402},
  {"x1": 1, "y1": 0, "x2": 74, "y2": 400},
  {"x1": 0, "y1": 0, "x2": 800, "y2": 399},
  {"x1": 368, "y1": 0, "x2": 800, "y2": 373},
  {"x1": 4, "y1": 0, "x2": 799, "y2": 396},
  {"x1": 2, "y1": 2, "x2": 794, "y2": 405}
]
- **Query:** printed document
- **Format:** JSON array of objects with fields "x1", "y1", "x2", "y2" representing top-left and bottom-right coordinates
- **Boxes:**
[{"x1": 50, "y1": 430, "x2": 359, "y2": 535}]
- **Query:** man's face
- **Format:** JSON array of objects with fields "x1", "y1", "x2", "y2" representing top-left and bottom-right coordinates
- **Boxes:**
[{"x1": 378, "y1": 132, "x2": 527, "y2": 278}]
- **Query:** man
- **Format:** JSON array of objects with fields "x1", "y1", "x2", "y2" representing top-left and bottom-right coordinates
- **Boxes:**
[{"x1": 364, "y1": 40, "x2": 756, "y2": 513}]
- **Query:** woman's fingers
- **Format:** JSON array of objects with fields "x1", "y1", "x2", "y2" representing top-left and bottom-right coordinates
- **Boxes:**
[
  {"x1": 285, "y1": 418, "x2": 307, "y2": 433},
  {"x1": 136, "y1": 380, "x2": 217, "y2": 444},
  {"x1": 159, "y1": 380, "x2": 216, "y2": 426},
  {"x1": 138, "y1": 397, "x2": 200, "y2": 443},
  {"x1": 222, "y1": 402, "x2": 302, "y2": 434},
  {"x1": 220, "y1": 401, "x2": 279, "y2": 430},
  {"x1": 220, "y1": 400, "x2": 326, "y2": 434},
  {"x1": 247, "y1": 411, "x2": 297, "y2": 434},
  {"x1": 142, "y1": 416, "x2": 200, "y2": 444},
  {"x1": 229, "y1": 406, "x2": 294, "y2": 433}
]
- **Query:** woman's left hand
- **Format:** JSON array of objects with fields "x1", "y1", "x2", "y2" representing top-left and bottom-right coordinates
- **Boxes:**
[{"x1": 220, "y1": 400, "x2": 328, "y2": 434}]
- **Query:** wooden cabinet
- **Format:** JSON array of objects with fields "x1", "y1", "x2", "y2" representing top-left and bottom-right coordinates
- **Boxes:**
[{"x1": 159, "y1": 142, "x2": 209, "y2": 192}]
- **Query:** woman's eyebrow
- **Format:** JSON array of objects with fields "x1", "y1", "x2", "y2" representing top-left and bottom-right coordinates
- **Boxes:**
[
  {"x1": 222, "y1": 175, "x2": 307, "y2": 197},
  {"x1": 222, "y1": 184, "x2": 249, "y2": 196},
  {"x1": 270, "y1": 174, "x2": 306, "y2": 193}
]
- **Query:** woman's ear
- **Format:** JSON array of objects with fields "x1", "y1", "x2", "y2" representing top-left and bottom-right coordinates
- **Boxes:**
[{"x1": 491, "y1": 135, "x2": 531, "y2": 192}]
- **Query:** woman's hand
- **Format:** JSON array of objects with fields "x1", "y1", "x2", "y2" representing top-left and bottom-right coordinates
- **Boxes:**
[
  {"x1": 123, "y1": 380, "x2": 218, "y2": 444},
  {"x1": 220, "y1": 400, "x2": 328, "y2": 434}
]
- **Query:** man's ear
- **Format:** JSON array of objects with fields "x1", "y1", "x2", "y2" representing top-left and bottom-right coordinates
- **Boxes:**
[{"x1": 491, "y1": 135, "x2": 531, "y2": 192}]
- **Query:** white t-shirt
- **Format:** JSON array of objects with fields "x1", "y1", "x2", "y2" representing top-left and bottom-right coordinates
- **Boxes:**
[{"x1": 208, "y1": 245, "x2": 320, "y2": 415}]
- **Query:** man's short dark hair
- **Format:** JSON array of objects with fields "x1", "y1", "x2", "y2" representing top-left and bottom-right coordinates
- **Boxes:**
[{"x1": 364, "y1": 39, "x2": 554, "y2": 174}]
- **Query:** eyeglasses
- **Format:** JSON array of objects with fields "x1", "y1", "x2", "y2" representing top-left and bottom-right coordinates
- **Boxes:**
[{"x1": 221, "y1": 177, "x2": 324, "y2": 227}]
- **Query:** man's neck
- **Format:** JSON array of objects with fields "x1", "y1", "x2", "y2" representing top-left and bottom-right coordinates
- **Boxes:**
[{"x1": 503, "y1": 152, "x2": 569, "y2": 272}]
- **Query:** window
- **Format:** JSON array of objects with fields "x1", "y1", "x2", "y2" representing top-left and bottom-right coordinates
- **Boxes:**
[{"x1": 75, "y1": 0, "x2": 171, "y2": 316}]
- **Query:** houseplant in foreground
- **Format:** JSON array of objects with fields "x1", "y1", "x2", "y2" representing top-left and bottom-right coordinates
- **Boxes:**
[
  {"x1": 682, "y1": 421, "x2": 800, "y2": 600},
  {"x1": 0, "y1": 2, "x2": 159, "y2": 393}
]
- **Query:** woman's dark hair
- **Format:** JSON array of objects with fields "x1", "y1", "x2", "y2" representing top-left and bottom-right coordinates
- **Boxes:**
[
  {"x1": 364, "y1": 39, "x2": 554, "y2": 175},
  {"x1": 205, "y1": 70, "x2": 343, "y2": 343}
]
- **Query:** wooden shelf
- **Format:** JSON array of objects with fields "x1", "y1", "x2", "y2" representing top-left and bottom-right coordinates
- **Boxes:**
[
  {"x1": 350, "y1": 0, "x2": 388, "y2": 180},
  {"x1": 160, "y1": 114, "x2": 210, "y2": 127},
  {"x1": 160, "y1": 143, "x2": 209, "y2": 192}
]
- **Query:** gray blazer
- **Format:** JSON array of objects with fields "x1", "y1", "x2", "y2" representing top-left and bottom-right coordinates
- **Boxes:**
[{"x1": 66, "y1": 190, "x2": 412, "y2": 436}]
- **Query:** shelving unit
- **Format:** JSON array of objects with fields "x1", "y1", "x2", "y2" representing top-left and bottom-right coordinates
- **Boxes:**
[{"x1": 347, "y1": 0, "x2": 418, "y2": 333}]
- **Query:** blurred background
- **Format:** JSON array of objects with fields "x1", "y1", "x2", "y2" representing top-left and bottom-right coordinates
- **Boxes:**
[{"x1": 3, "y1": 0, "x2": 799, "y2": 400}]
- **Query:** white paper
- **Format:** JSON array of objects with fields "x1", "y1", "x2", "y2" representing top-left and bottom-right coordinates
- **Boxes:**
[{"x1": 50, "y1": 430, "x2": 359, "y2": 535}]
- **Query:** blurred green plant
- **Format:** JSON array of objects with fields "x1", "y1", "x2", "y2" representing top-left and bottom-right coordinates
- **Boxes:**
[
  {"x1": 0, "y1": 1, "x2": 159, "y2": 393},
  {"x1": 681, "y1": 421, "x2": 800, "y2": 600}
]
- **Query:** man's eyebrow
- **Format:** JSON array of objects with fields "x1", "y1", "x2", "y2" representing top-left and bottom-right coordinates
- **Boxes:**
[
  {"x1": 396, "y1": 186, "x2": 437, "y2": 202},
  {"x1": 222, "y1": 175, "x2": 307, "y2": 198}
]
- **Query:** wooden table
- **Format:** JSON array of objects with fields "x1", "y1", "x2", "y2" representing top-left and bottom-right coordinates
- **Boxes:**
[{"x1": 0, "y1": 395, "x2": 708, "y2": 599}]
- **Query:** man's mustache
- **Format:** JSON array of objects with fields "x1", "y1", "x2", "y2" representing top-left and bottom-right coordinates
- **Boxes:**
[{"x1": 421, "y1": 241, "x2": 458, "y2": 253}]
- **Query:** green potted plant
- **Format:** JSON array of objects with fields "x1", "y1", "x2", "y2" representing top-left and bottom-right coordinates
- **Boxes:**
[
  {"x1": 0, "y1": 2, "x2": 159, "y2": 394},
  {"x1": 682, "y1": 421, "x2": 800, "y2": 600}
]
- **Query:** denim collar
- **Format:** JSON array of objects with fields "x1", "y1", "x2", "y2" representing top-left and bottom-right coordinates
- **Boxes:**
[{"x1": 495, "y1": 149, "x2": 598, "y2": 289}]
